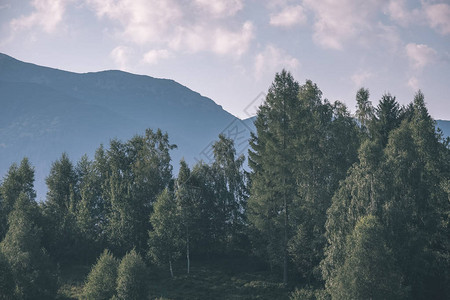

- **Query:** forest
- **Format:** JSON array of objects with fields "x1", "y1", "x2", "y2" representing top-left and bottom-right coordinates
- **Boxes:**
[{"x1": 0, "y1": 70, "x2": 449, "y2": 299}]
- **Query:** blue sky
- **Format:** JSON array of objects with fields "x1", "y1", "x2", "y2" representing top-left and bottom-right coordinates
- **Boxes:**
[{"x1": 1, "y1": 0, "x2": 449, "y2": 119}]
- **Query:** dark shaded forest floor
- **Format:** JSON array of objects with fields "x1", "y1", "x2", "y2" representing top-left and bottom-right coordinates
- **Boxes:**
[{"x1": 57, "y1": 257, "x2": 293, "y2": 299}]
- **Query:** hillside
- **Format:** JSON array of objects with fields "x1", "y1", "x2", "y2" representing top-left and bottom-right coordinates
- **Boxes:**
[
  {"x1": 0, "y1": 53, "x2": 448, "y2": 199},
  {"x1": 0, "y1": 53, "x2": 253, "y2": 199}
]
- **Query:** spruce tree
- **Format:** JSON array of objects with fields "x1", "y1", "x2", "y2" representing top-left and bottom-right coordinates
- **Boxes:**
[
  {"x1": 0, "y1": 158, "x2": 36, "y2": 239},
  {"x1": 248, "y1": 70, "x2": 300, "y2": 284},
  {"x1": 42, "y1": 152, "x2": 79, "y2": 263}
]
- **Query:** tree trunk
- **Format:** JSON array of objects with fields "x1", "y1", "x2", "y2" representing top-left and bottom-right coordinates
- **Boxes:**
[
  {"x1": 187, "y1": 225, "x2": 190, "y2": 274},
  {"x1": 283, "y1": 192, "x2": 288, "y2": 285},
  {"x1": 169, "y1": 259, "x2": 174, "y2": 278}
]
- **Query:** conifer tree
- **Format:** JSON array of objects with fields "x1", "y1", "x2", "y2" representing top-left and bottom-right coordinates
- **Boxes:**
[
  {"x1": 42, "y1": 152, "x2": 79, "y2": 263},
  {"x1": 0, "y1": 158, "x2": 36, "y2": 239},
  {"x1": 248, "y1": 70, "x2": 300, "y2": 284}
]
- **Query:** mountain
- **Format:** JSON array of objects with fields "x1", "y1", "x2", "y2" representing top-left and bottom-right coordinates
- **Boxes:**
[
  {"x1": 0, "y1": 53, "x2": 448, "y2": 200},
  {"x1": 0, "y1": 53, "x2": 254, "y2": 199}
]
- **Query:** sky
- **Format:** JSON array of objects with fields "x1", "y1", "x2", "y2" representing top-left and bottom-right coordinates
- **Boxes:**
[{"x1": 0, "y1": 0, "x2": 449, "y2": 120}]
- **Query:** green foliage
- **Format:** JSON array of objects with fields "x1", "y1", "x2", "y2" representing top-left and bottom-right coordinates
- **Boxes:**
[
  {"x1": 0, "y1": 251, "x2": 14, "y2": 300},
  {"x1": 248, "y1": 71, "x2": 359, "y2": 283},
  {"x1": 116, "y1": 249, "x2": 148, "y2": 300},
  {"x1": 148, "y1": 188, "x2": 182, "y2": 276},
  {"x1": 104, "y1": 129, "x2": 176, "y2": 254},
  {"x1": 42, "y1": 152, "x2": 80, "y2": 264},
  {"x1": 82, "y1": 249, "x2": 118, "y2": 300},
  {"x1": 0, "y1": 193, "x2": 57, "y2": 299},
  {"x1": 0, "y1": 158, "x2": 36, "y2": 239},
  {"x1": 322, "y1": 90, "x2": 450, "y2": 299},
  {"x1": 331, "y1": 215, "x2": 406, "y2": 300}
]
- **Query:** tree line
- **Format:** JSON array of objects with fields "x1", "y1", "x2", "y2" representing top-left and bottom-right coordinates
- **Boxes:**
[{"x1": 0, "y1": 70, "x2": 448, "y2": 299}]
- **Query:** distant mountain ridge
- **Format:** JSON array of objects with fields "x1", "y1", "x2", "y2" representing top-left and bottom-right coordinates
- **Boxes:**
[
  {"x1": 0, "y1": 53, "x2": 254, "y2": 199},
  {"x1": 0, "y1": 53, "x2": 448, "y2": 199}
]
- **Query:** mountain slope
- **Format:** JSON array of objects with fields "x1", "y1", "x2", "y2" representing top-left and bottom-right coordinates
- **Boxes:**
[{"x1": 0, "y1": 53, "x2": 253, "y2": 199}]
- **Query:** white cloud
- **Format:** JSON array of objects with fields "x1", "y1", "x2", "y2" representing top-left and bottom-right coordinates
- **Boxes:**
[
  {"x1": 88, "y1": 0, "x2": 183, "y2": 44},
  {"x1": 171, "y1": 21, "x2": 254, "y2": 58},
  {"x1": 254, "y1": 45, "x2": 299, "y2": 80},
  {"x1": 10, "y1": 0, "x2": 68, "y2": 33},
  {"x1": 405, "y1": 43, "x2": 437, "y2": 70},
  {"x1": 424, "y1": 2, "x2": 450, "y2": 35},
  {"x1": 385, "y1": 0, "x2": 421, "y2": 27},
  {"x1": 142, "y1": 49, "x2": 171, "y2": 64},
  {"x1": 110, "y1": 45, "x2": 133, "y2": 70},
  {"x1": 408, "y1": 76, "x2": 419, "y2": 91},
  {"x1": 194, "y1": 0, "x2": 243, "y2": 18},
  {"x1": 87, "y1": 0, "x2": 253, "y2": 58},
  {"x1": 303, "y1": 0, "x2": 379, "y2": 50},
  {"x1": 270, "y1": 5, "x2": 307, "y2": 27},
  {"x1": 212, "y1": 21, "x2": 254, "y2": 57},
  {"x1": 351, "y1": 70, "x2": 372, "y2": 87}
]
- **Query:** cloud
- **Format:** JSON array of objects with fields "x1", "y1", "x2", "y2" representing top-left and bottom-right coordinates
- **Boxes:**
[
  {"x1": 170, "y1": 21, "x2": 254, "y2": 58},
  {"x1": 254, "y1": 45, "x2": 299, "y2": 80},
  {"x1": 351, "y1": 70, "x2": 372, "y2": 87},
  {"x1": 142, "y1": 49, "x2": 171, "y2": 64},
  {"x1": 385, "y1": 0, "x2": 421, "y2": 27},
  {"x1": 194, "y1": 0, "x2": 243, "y2": 18},
  {"x1": 407, "y1": 76, "x2": 419, "y2": 90},
  {"x1": 303, "y1": 0, "x2": 379, "y2": 50},
  {"x1": 87, "y1": 0, "x2": 253, "y2": 58},
  {"x1": 10, "y1": 0, "x2": 68, "y2": 33},
  {"x1": 270, "y1": 5, "x2": 307, "y2": 27},
  {"x1": 110, "y1": 45, "x2": 133, "y2": 70},
  {"x1": 405, "y1": 43, "x2": 437, "y2": 70},
  {"x1": 88, "y1": 0, "x2": 183, "y2": 44},
  {"x1": 424, "y1": 2, "x2": 450, "y2": 35}
]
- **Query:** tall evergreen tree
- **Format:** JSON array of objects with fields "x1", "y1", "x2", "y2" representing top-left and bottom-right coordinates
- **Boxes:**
[
  {"x1": 248, "y1": 70, "x2": 300, "y2": 284},
  {"x1": 0, "y1": 158, "x2": 36, "y2": 239},
  {"x1": 42, "y1": 152, "x2": 79, "y2": 263}
]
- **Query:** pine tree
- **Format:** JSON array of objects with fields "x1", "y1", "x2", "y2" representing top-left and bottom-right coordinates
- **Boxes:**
[
  {"x1": 116, "y1": 249, "x2": 148, "y2": 300},
  {"x1": 248, "y1": 70, "x2": 300, "y2": 284},
  {"x1": 82, "y1": 249, "x2": 119, "y2": 300},
  {"x1": 42, "y1": 152, "x2": 79, "y2": 263},
  {"x1": 0, "y1": 158, "x2": 36, "y2": 239},
  {"x1": 75, "y1": 155, "x2": 103, "y2": 263}
]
